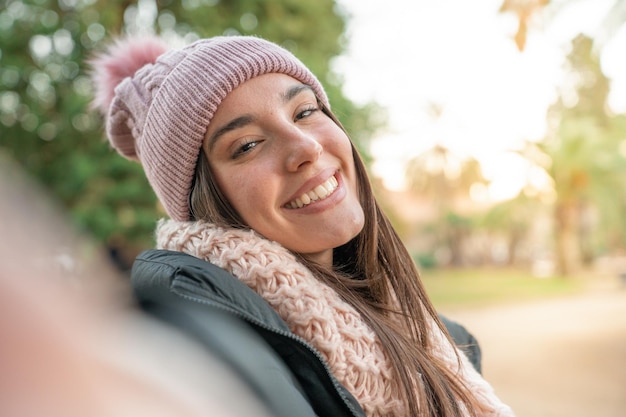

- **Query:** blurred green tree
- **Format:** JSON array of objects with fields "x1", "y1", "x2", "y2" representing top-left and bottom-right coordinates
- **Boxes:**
[
  {"x1": 520, "y1": 34, "x2": 626, "y2": 275},
  {"x1": 480, "y1": 191, "x2": 546, "y2": 266},
  {"x1": 0, "y1": 0, "x2": 383, "y2": 263},
  {"x1": 406, "y1": 143, "x2": 490, "y2": 266},
  {"x1": 499, "y1": 1, "x2": 626, "y2": 275}
]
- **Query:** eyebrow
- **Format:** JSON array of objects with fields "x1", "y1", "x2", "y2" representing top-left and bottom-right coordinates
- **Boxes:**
[
  {"x1": 207, "y1": 84, "x2": 315, "y2": 150},
  {"x1": 282, "y1": 84, "x2": 314, "y2": 102},
  {"x1": 206, "y1": 115, "x2": 255, "y2": 150}
]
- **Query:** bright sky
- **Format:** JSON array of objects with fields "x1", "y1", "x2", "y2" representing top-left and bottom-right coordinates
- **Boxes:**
[{"x1": 333, "y1": 0, "x2": 626, "y2": 200}]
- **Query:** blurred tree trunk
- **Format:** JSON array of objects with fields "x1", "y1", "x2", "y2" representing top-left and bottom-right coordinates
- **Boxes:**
[
  {"x1": 554, "y1": 201, "x2": 582, "y2": 275},
  {"x1": 406, "y1": 142, "x2": 488, "y2": 266},
  {"x1": 518, "y1": 34, "x2": 626, "y2": 275}
]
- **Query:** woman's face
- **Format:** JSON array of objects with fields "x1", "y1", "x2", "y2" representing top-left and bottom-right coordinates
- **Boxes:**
[{"x1": 203, "y1": 73, "x2": 365, "y2": 266}]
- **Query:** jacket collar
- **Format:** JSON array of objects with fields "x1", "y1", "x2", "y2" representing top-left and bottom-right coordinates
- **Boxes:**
[{"x1": 131, "y1": 249, "x2": 292, "y2": 332}]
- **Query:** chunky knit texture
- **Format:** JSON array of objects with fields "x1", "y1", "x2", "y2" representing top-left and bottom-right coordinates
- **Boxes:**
[
  {"x1": 156, "y1": 220, "x2": 515, "y2": 417},
  {"x1": 90, "y1": 36, "x2": 329, "y2": 221}
]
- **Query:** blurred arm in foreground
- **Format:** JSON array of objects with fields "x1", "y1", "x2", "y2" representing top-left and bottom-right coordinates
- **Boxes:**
[{"x1": 0, "y1": 153, "x2": 275, "y2": 417}]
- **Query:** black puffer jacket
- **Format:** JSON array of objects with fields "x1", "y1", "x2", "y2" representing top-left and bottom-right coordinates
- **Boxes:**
[{"x1": 131, "y1": 249, "x2": 482, "y2": 417}]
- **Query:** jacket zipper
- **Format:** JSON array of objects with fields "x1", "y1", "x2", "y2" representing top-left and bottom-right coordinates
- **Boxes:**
[{"x1": 177, "y1": 292, "x2": 363, "y2": 417}]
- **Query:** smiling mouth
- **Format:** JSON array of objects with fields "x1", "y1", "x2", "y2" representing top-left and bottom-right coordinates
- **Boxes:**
[{"x1": 286, "y1": 176, "x2": 339, "y2": 209}]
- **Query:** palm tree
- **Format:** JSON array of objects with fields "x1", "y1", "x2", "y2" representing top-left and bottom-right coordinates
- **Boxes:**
[
  {"x1": 500, "y1": 0, "x2": 626, "y2": 51},
  {"x1": 518, "y1": 34, "x2": 626, "y2": 275},
  {"x1": 498, "y1": 0, "x2": 550, "y2": 51},
  {"x1": 481, "y1": 189, "x2": 547, "y2": 266},
  {"x1": 406, "y1": 144, "x2": 490, "y2": 266}
]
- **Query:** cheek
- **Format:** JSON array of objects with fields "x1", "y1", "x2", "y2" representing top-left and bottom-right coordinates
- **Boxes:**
[
  {"x1": 331, "y1": 133, "x2": 358, "y2": 185},
  {"x1": 318, "y1": 123, "x2": 353, "y2": 162},
  {"x1": 215, "y1": 170, "x2": 249, "y2": 207},
  {"x1": 213, "y1": 168, "x2": 271, "y2": 222}
]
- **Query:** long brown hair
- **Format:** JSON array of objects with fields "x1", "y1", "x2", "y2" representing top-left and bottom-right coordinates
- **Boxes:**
[{"x1": 189, "y1": 103, "x2": 482, "y2": 416}]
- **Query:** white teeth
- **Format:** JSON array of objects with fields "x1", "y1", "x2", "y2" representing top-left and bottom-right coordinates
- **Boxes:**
[
  {"x1": 314, "y1": 185, "x2": 328, "y2": 198},
  {"x1": 287, "y1": 176, "x2": 338, "y2": 209}
]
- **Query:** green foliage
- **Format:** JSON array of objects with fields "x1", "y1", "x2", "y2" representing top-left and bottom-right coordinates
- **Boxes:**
[
  {"x1": 528, "y1": 34, "x2": 626, "y2": 273},
  {"x1": 406, "y1": 144, "x2": 489, "y2": 209},
  {"x1": 404, "y1": 144, "x2": 489, "y2": 266},
  {"x1": 0, "y1": 0, "x2": 381, "y2": 253},
  {"x1": 413, "y1": 252, "x2": 437, "y2": 270}
]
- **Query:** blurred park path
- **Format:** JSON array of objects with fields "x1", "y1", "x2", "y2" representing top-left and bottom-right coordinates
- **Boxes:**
[{"x1": 443, "y1": 278, "x2": 626, "y2": 417}]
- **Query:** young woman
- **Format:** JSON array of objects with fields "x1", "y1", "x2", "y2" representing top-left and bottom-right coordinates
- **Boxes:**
[{"x1": 90, "y1": 35, "x2": 514, "y2": 417}]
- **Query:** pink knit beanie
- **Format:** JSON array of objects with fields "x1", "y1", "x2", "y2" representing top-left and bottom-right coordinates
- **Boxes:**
[{"x1": 90, "y1": 35, "x2": 329, "y2": 221}]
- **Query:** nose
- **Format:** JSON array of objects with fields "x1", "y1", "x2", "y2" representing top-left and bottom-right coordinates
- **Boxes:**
[{"x1": 283, "y1": 127, "x2": 323, "y2": 172}]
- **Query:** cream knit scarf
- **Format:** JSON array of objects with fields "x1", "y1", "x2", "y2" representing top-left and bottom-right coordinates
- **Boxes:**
[{"x1": 156, "y1": 219, "x2": 515, "y2": 417}]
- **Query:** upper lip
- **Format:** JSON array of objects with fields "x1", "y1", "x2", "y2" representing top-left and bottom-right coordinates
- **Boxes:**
[{"x1": 284, "y1": 168, "x2": 338, "y2": 207}]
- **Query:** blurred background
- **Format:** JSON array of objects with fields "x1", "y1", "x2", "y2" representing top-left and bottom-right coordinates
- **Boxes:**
[{"x1": 0, "y1": 0, "x2": 625, "y2": 416}]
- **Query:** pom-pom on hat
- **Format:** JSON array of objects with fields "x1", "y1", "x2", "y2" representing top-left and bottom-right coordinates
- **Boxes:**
[{"x1": 90, "y1": 35, "x2": 329, "y2": 221}]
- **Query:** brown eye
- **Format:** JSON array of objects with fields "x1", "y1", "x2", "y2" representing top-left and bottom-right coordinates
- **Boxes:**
[
  {"x1": 232, "y1": 140, "x2": 259, "y2": 159},
  {"x1": 295, "y1": 106, "x2": 318, "y2": 121}
]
